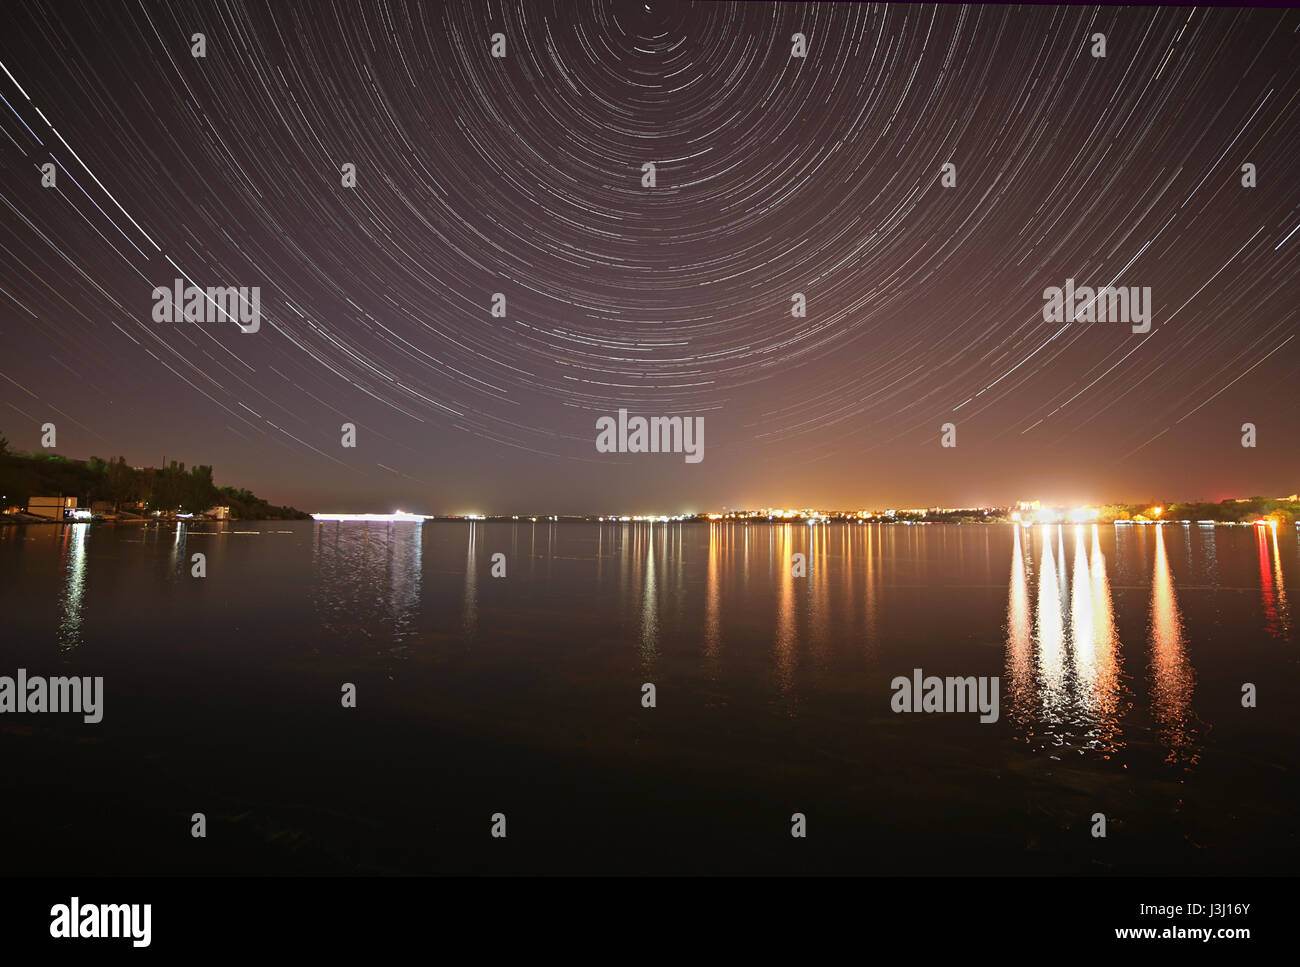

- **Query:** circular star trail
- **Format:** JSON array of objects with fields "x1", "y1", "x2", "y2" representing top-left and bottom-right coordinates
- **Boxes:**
[{"x1": 0, "y1": 1, "x2": 1297, "y2": 511}]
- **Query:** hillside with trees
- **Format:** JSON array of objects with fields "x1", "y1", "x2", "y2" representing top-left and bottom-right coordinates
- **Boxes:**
[
  {"x1": 1097, "y1": 497, "x2": 1297, "y2": 524},
  {"x1": 0, "y1": 434, "x2": 309, "y2": 519}
]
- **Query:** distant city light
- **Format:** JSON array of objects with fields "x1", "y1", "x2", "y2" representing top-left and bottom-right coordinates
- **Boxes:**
[{"x1": 312, "y1": 511, "x2": 431, "y2": 522}]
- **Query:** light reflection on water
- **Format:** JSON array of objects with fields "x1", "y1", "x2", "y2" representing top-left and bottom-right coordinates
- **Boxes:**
[
  {"x1": 640, "y1": 524, "x2": 658, "y2": 668},
  {"x1": 23, "y1": 517, "x2": 1295, "y2": 775},
  {"x1": 1259, "y1": 523, "x2": 1291, "y2": 639},
  {"x1": 463, "y1": 521, "x2": 477, "y2": 642},
  {"x1": 774, "y1": 524, "x2": 797, "y2": 696},
  {"x1": 1006, "y1": 525, "x2": 1127, "y2": 756},
  {"x1": 703, "y1": 521, "x2": 721, "y2": 665},
  {"x1": 1004, "y1": 524, "x2": 1034, "y2": 722},
  {"x1": 57, "y1": 522, "x2": 89, "y2": 654},
  {"x1": 1085, "y1": 527, "x2": 1123, "y2": 753},
  {"x1": 1000, "y1": 521, "x2": 1220, "y2": 767},
  {"x1": 1150, "y1": 525, "x2": 1197, "y2": 766},
  {"x1": 281, "y1": 518, "x2": 1285, "y2": 770},
  {"x1": 311, "y1": 520, "x2": 423, "y2": 655}
]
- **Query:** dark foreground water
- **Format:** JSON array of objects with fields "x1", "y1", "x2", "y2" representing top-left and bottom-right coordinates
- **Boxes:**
[{"x1": 1, "y1": 519, "x2": 1296, "y2": 874}]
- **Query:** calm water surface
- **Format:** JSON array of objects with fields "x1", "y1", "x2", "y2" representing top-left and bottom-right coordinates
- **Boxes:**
[{"x1": 1, "y1": 519, "x2": 1296, "y2": 873}]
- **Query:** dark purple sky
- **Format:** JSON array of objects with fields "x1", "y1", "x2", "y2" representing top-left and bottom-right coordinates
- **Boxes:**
[{"x1": 1, "y1": 1, "x2": 1297, "y2": 513}]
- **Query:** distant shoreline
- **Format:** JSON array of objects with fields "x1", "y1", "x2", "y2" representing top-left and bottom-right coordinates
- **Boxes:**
[
  {"x1": 4, "y1": 513, "x2": 1294, "y2": 529},
  {"x1": 307, "y1": 515, "x2": 1292, "y2": 527},
  {"x1": 0, "y1": 515, "x2": 305, "y2": 527}
]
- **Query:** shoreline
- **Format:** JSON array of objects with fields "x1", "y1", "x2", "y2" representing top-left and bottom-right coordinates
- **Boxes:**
[
  {"x1": 3, "y1": 514, "x2": 1293, "y2": 528},
  {"x1": 0, "y1": 516, "x2": 304, "y2": 527}
]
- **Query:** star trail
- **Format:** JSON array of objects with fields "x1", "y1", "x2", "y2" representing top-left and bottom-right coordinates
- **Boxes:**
[{"x1": 0, "y1": 1, "x2": 1297, "y2": 513}]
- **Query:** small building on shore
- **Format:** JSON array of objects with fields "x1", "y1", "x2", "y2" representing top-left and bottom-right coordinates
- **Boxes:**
[{"x1": 26, "y1": 496, "x2": 78, "y2": 520}]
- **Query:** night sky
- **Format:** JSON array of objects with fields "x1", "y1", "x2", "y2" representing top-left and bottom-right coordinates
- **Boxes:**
[{"x1": 1, "y1": 1, "x2": 1297, "y2": 514}]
